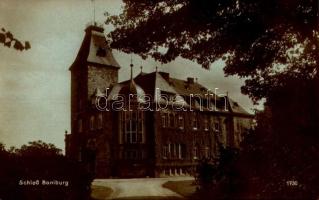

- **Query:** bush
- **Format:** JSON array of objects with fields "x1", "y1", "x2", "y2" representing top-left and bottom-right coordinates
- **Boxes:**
[{"x1": 0, "y1": 141, "x2": 93, "y2": 200}]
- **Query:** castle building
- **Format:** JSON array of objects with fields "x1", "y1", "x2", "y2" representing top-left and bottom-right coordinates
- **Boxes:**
[{"x1": 65, "y1": 25, "x2": 254, "y2": 178}]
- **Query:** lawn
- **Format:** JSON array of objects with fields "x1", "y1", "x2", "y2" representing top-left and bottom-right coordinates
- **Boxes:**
[
  {"x1": 162, "y1": 180, "x2": 197, "y2": 198},
  {"x1": 91, "y1": 185, "x2": 113, "y2": 200}
]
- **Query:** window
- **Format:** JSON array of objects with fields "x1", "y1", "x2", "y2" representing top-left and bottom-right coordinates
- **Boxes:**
[
  {"x1": 163, "y1": 145, "x2": 168, "y2": 159},
  {"x1": 178, "y1": 144, "x2": 183, "y2": 159},
  {"x1": 123, "y1": 111, "x2": 144, "y2": 144},
  {"x1": 169, "y1": 113, "x2": 175, "y2": 128},
  {"x1": 161, "y1": 114, "x2": 167, "y2": 128},
  {"x1": 90, "y1": 116, "x2": 95, "y2": 130},
  {"x1": 178, "y1": 115, "x2": 184, "y2": 129},
  {"x1": 78, "y1": 119, "x2": 83, "y2": 133},
  {"x1": 214, "y1": 122, "x2": 220, "y2": 132},
  {"x1": 138, "y1": 120, "x2": 143, "y2": 142},
  {"x1": 168, "y1": 143, "x2": 171, "y2": 158},
  {"x1": 237, "y1": 121, "x2": 241, "y2": 132},
  {"x1": 96, "y1": 47, "x2": 106, "y2": 57},
  {"x1": 204, "y1": 119, "x2": 209, "y2": 131},
  {"x1": 79, "y1": 100, "x2": 83, "y2": 110},
  {"x1": 193, "y1": 146, "x2": 198, "y2": 159},
  {"x1": 204, "y1": 147, "x2": 210, "y2": 158},
  {"x1": 172, "y1": 143, "x2": 177, "y2": 158},
  {"x1": 125, "y1": 119, "x2": 137, "y2": 143},
  {"x1": 192, "y1": 115, "x2": 198, "y2": 130},
  {"x1": 97, "y1": 114, "x2": 103, "y2": 129}
]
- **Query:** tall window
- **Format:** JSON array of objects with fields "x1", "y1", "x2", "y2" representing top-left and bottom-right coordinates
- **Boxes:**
[
  {"x1": 193, "y1": 146, "x2": 198, "y2": 159},
  {"x1": 204, "y1": 119, "x2": 209, "y2": 131},
  {"x1": 178, "y1": 115, "x2": 184, "y2": 129},
  {"x1": 192, "y1": 114, "x2": 198, "y2": 130},
  {"x1": 237, "y1": 121, "x2": 241, "y2": 132},
  {"x1": 97, "y1": 114, "x2": 103, "y2": 129},
  {"x1": 90, "y1": 116, "x2": 95, "y2": 130},
  {"x1": 169, "y1": 113, "x2": 175, "y2": 128},
  {"x1": 214, "y1": 122, "x2": 220, "y2": 132},
  {"x1": 161, "y1": 114, "x2": 167, "y2": 127},
  {"x1": 172, "y1": 143, "x2": 177, "y2": 158},
  {"x1": 78, "y1": 119, "x2": 83, "y2": 133},
  {"x1": 168, "y1": 143, "x2": 171, "y2": 158},
  {"x1": 163, "y1": 145, "x2": 168, "y2": 159},
  {"x1": 204, "y1": 147, "x2": 210, "y2": 158},
  {"x1": 178, "y1": 144, "x2": 184, "y2": 159},
  {"x1": 122, "y1": 111, "x2": 144, "y2": 144}
]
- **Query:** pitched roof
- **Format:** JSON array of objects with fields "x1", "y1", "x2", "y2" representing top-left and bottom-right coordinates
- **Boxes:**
[
  {"x1": 107, "y1": 71, "x2": 252, "y2": 116},
  {"x1": 69, "y1": 25, "x2": 120, "y2": 70}
]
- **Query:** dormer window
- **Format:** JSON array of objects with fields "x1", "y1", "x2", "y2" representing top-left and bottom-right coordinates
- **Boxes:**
[{"x1": 96, "y1": 47, "x2": 106, "y2": 57}]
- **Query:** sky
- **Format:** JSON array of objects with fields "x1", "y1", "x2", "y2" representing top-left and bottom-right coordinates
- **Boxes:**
[{"x1": 0, "y1": 0, "x2": 259, "y2": 152}]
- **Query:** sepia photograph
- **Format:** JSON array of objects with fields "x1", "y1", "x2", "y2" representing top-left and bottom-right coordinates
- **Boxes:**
[{"x1": 0, "y1": 0, "x2": 318, "y2": 199}]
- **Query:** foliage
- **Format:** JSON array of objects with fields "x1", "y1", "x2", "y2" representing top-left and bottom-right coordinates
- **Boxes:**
[
  {"x1": 0, "y1": 141, "x2": 93, "y2": 200},
  {"x1": 195, "y1": 77, "x2": 319, "y2": 199},
  {"x1": 14, "y1": 140, "x2": 62, "y2": 157},
  {"x1": 0, "y1": 27, "x2": 30, "y2": 51},
  {"x1": 105, "y1": 0, "x2": 318, "y2": 102},
  {"x1": 194, "y1": 147, "x2": 241, "y2": 199}
]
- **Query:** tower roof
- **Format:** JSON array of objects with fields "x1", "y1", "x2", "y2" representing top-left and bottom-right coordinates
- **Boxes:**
[{"x1": 69, "y1": 25, "x2": 120, "y2": 70}]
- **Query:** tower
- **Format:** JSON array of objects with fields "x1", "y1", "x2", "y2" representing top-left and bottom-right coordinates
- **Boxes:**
[{"x1": 66, "y1": 25, "x2": 120, "y2": 163}]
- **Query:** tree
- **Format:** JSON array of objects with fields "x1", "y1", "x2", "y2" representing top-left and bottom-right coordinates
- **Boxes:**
[
  {"x1": 105, "y1": 0, "x2": 318, "y2": 102},
  {"x1": 0, "y1": 141, "x2": 93, "y2": 200},
  {"x1": 15, "y1": 140, "x2": 62, "y2": 157},
  {"x1": 0, "y1": 27, "x2": 31, "y2": 51},
  {"x1": 105, "y1": 1, "x2": 319, "y2": 199},
  {"x1": 194, "y1": 147, "x2": 241, "y2": 199}
]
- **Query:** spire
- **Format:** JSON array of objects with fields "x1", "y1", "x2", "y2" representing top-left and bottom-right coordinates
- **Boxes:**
[
  {"x1": 130, "y1": 55, "x2": 133, "y2": 81},
  {"x1": 155, "y1": 66, "x2": 158, "y2": 72},
  {"x1": 140, "y1": 65, "x2": 143, "y2": 73},
  {"x1": 91, "y1": 0, "x2": 96, "y2": 25}
]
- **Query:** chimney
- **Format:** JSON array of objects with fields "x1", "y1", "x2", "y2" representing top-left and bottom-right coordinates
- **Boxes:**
[
  {"x1": 159, "y1": 72, "x2": 170, "y2": 81},
  {"x1": 187, "y1": 77, "x2": 194, "y2": 84}
]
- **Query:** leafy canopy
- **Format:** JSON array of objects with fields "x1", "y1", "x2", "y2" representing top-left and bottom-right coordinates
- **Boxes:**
[
  {"x1": 105, "y1": 0, "x2": 318, "y2": 102},
  {"x1": 0, "y1": 27, "x2": 30, "y2": 51}
]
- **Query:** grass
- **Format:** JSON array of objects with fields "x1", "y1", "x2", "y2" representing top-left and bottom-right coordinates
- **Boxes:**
[
  {"x1": 91, "y1": 185, "x2": 113, "y2": 200},
  {"x1": 162, "y1": 180, "x2": 197, "y2": 198}
]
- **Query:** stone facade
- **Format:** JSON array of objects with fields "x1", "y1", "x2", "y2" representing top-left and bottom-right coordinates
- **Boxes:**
[{"x1": 65, "y1": 25, "x2": 254, "y2": 178}]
